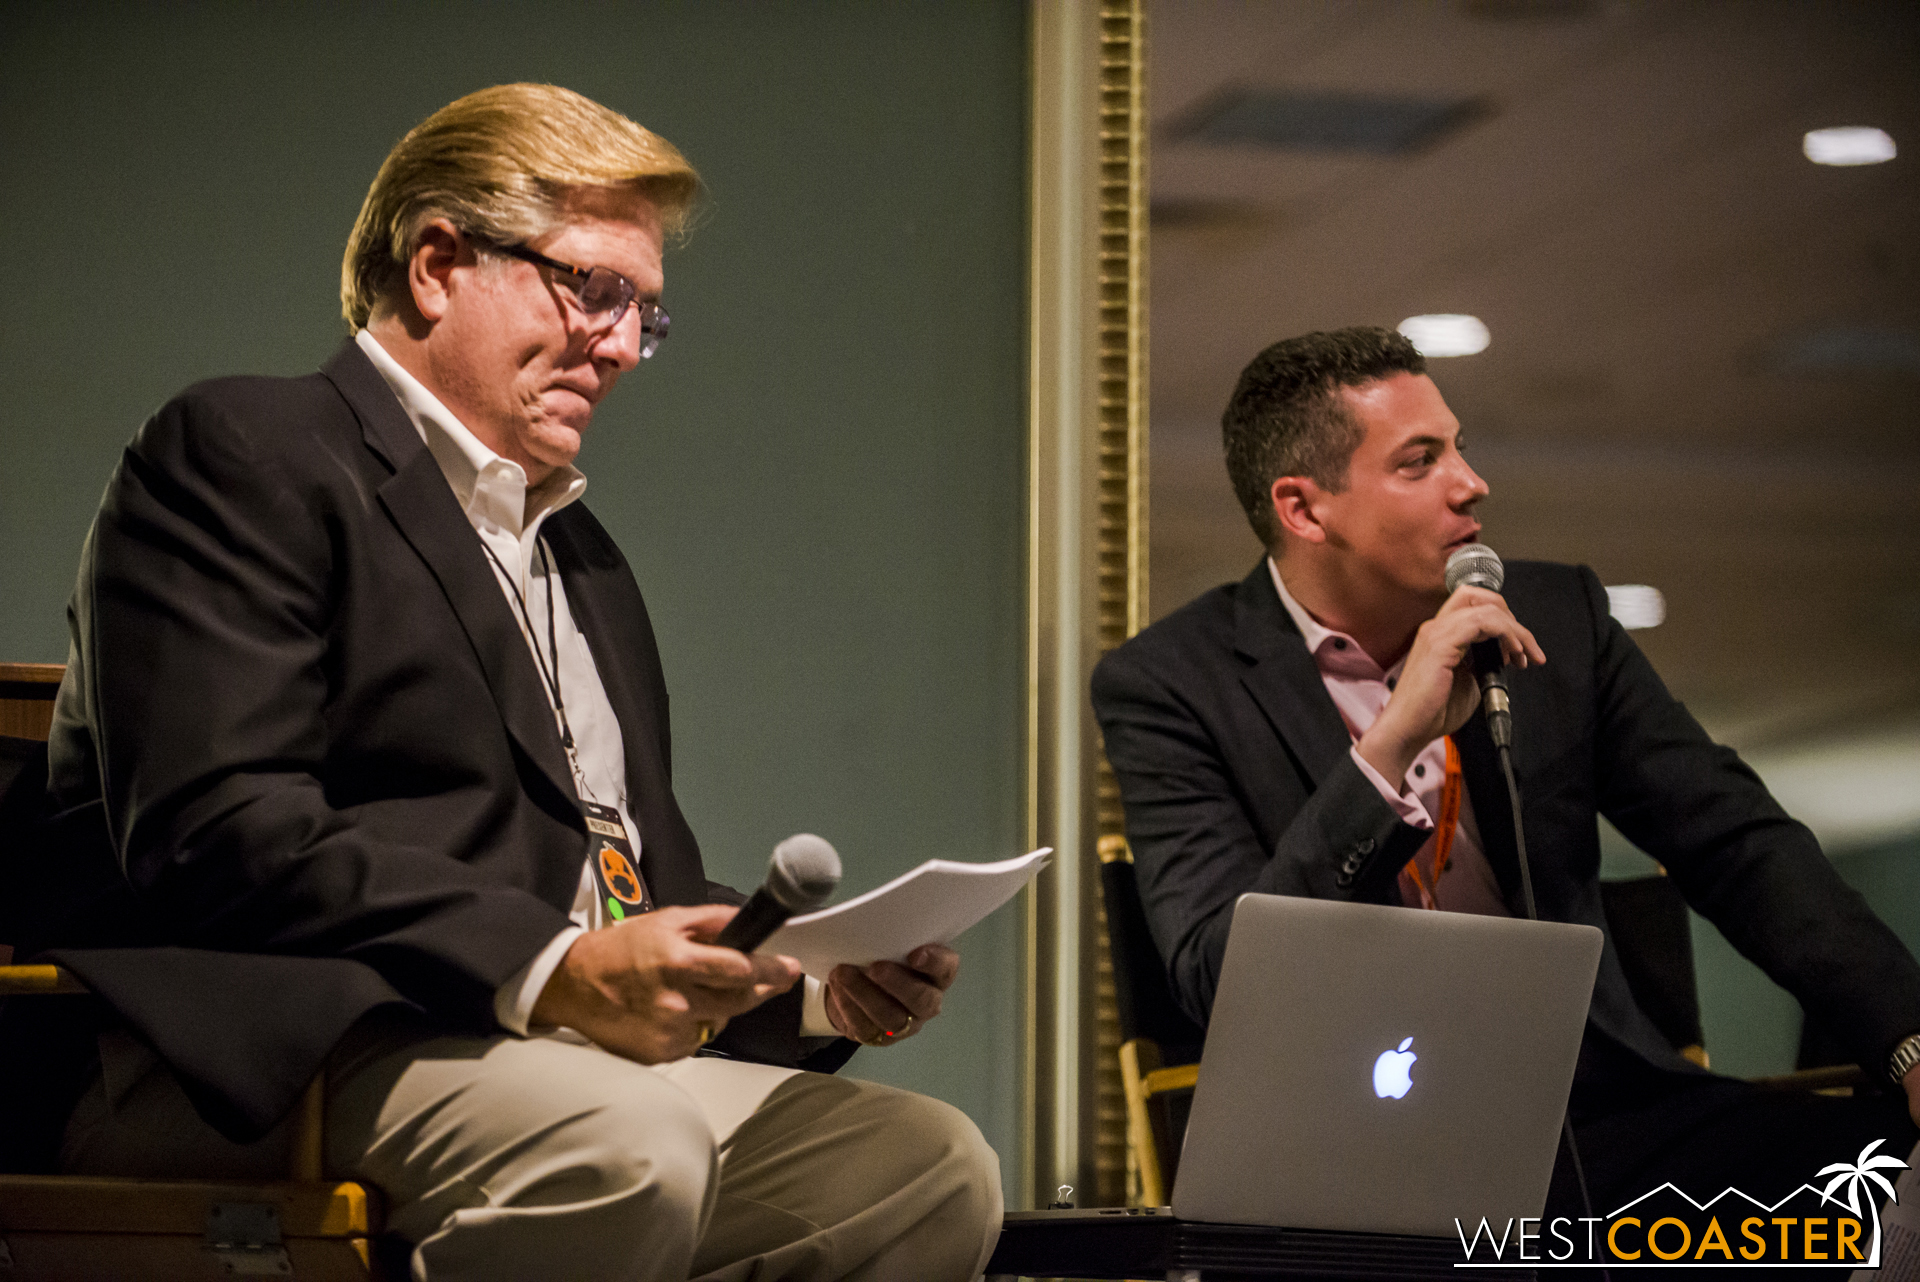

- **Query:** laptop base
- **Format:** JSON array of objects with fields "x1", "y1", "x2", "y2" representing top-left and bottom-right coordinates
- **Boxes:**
[{"x1": 986, "y1": 1207, "x2": 1532, "y2": 1280}]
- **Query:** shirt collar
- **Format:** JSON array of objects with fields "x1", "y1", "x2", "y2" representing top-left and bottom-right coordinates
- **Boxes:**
[
  {"x1": 1267, "y1": 556, "x2": 1398, "y2": 679},
  {"x1": 354, "y1": 329, "x2": 586, "y2": 538}
]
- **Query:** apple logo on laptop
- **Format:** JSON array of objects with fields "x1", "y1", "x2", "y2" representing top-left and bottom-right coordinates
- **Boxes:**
[{"x1": 1373, "y1": 1036, "x2": 1417, "y2": 1099}]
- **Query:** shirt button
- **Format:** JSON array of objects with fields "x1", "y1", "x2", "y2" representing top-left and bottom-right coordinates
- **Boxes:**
[
  {"x1": 1414, "y1": 764, "x2": 1426, "y2": 778},
  {"x1": 1386, "y1": 677, "x2": 1397, "y2": 691},
  {"x1": 1332, "y1": 638, "x2": 1348, "y2": 651}
]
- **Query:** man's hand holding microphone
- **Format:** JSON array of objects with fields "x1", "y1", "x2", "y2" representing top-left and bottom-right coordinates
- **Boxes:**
[
  {"x1": 1355, "y1": 544, "x2": 1546, "y2": 787},
  {"x1": 533, "y1": 833, "x2": 954, "y2": 1061}
]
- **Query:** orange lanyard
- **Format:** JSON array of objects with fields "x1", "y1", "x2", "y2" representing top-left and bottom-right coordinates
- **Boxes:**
[{"x1": 1402, "y1": 737, "x2": 1462, "y2": 911}]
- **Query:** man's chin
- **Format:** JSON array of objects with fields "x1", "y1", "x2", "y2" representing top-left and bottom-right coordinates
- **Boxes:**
[{"x1": 524, "y1": 427, "x2": 585, "y2": 477}]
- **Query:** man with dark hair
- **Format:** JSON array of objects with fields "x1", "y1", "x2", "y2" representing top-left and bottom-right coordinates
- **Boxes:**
[
  {"x1": 1092, "y1": 325, "x2": 1920, "y2": 1219},
  {"x1": 7, "y1": 84, "x2": 1000, "y2": 1281},
  {"x1": 1220, "y1": 326, "x2": 1424, "y2": 543}
]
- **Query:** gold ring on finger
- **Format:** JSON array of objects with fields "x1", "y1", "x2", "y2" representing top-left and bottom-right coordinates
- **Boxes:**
[{"x1": 865, "y1": 1013, "x2": 915, "y2": 1047}]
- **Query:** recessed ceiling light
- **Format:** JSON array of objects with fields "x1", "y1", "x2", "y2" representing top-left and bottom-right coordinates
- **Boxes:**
[
  {"x1": 1605, "y1": 585, "x2": 1666, "y2": 630},
  {"x1": 1398, "y1": 314, "x2": 1490, "y2": 357},
  {"x1": 1803, "y1": 127, "x2": 1896, "y2": 166}
]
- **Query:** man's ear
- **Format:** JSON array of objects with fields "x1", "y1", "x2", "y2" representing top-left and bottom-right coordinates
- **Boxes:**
[
  {"x1": 407, "y1": 219, "x2": 465, "y2": 323},
  {"x1": 1269, "y1": 476, "x2": 1329, "y2": 546}
]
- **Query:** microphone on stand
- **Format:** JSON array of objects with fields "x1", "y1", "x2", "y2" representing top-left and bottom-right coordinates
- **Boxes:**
[
  {"x1": 1443, "y1": 543, "x2": 1600, "y2": 1236},
  {"x1": 714, "y1": 833, "x2": 842, "y2": 953},
  {"x1": 1444, "y1": 542, "x2": 1513, "y2": 750}
]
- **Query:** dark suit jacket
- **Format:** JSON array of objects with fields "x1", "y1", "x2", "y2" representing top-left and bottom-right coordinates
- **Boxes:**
[
  {"x1": 1091, "y1": 559, "x2": 1920, "y2": 1082},
  {"x1": 7, "y1": 342, "x2": 849, "y2": 1152}
]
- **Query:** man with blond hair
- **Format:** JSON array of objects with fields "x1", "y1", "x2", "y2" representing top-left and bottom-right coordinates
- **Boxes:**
[{"x1": 21, "y1": 84, "x2": 1001, "y2": 1280}]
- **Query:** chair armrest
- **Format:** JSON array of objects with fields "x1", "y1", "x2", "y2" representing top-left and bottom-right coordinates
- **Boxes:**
[
  {"x1": 1140, "y1": 1062, "x2": 1198, "y2": 1097},
  {"x1": 0, "y1": 965, "x2": 88, "y2": 995}
]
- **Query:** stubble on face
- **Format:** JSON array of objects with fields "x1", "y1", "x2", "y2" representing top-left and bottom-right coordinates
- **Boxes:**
[
  {"x1": 433, "y1": 189, "x2": 666, "y2": 484},
  {"x1": 1317, "y1": 373, "x2": 1487, "y2": 602}
]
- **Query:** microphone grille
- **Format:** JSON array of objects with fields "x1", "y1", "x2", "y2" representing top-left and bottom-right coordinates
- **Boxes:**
[
  {"x1": 1445, "y1": 542, "x2": 1504, "y2": 595},
  {"x1": 767, "y1": 834, "x2": 842, "y2": 911}
]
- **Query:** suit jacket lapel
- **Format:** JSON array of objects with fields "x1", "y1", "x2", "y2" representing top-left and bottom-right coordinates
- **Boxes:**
[
  {"x1": 1231, "y1": 562, "x2": 1352, "y2": 786},
  {"x1": 319, "y1": 343, "x2": 578, "y2": 810},
  {"x1": 543, "y1": 510, "x2": 707, "y2": 907}
]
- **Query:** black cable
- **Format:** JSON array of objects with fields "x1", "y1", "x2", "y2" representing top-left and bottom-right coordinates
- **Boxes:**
[
  {"x1": 1500, "y1": 740, "x2": 1607, "y2": 1280},
  {"x1": 1498, "y1": 744, "x2": 1537, "y2": 923},
  {"x1": 1561, "y1": 1117, "x2": 1596, "y2": 1231}
]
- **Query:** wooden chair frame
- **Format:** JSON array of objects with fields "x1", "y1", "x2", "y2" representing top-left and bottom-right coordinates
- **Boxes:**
[
  {"x1": 1097, "y1": 836, "x2": 1203, "y2": 1208},
  {"x1": 0, "y1": 662, "x2": 383, "y2": 1279}
]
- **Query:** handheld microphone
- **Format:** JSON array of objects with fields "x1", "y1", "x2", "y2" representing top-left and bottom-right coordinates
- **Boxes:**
[
  {"x1": 714, "y1": 833, "x2": 842, "y2": 953},
  {"x1": 1444, "y1": 542, "x2": 1513, "y2": 750}
]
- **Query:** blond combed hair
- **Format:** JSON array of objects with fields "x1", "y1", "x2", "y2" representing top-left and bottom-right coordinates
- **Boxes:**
[{"x1": 341, "y1": 83, "x2": 699, "y2": 329}]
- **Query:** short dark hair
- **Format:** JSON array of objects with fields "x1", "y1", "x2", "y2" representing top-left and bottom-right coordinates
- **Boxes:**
[{"x1": 1222, "y1": 326, "x2": 1426, "y2": 546}]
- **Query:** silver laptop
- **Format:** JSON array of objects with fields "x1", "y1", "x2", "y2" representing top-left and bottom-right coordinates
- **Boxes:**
[{"x1": 1171, "y1": 893, "x2": 1603, "y2": 1237}]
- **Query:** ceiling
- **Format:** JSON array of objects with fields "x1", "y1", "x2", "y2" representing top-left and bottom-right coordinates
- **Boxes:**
[{"x1": 1145, "y1": 0, "x2": 1920, "y2": 845}]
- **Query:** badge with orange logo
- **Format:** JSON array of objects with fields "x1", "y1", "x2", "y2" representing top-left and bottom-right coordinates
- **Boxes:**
[
  {"x1": 599, "y1": 843, "x2": 644, "y2": 905},
  {"x1": 581, "y1": 800, "x2": 648, "y2": 921}
]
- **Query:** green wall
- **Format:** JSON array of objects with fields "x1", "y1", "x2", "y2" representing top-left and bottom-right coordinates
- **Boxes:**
[{"x1": 1, "y1": 2, "x2": 1031, "y2": 1189}]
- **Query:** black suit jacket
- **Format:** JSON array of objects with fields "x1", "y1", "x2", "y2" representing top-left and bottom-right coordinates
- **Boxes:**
[
  {"x1": 8, "y1": 342, "x2": 848, "y2": 1150},
  {"x1": 1091, "y1": 560, "x2": 1920, "y2": 1081}
]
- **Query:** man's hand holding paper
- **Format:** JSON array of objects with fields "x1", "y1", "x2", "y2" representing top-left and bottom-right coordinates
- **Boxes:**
[
  {"x1": 782, "y1": 847, "x2": 1051, "y2": 1047},
  {"x1": 826, "y1": 944, "x2": 958, "y2": 1047},
  {"x1": 767, "y1": 848, "x2": 1049, "y2": 978}
]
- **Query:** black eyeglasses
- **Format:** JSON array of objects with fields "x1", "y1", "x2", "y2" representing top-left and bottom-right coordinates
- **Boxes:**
[{"x1": 487, "y1": 241, "x2": 670, "y2": 359}]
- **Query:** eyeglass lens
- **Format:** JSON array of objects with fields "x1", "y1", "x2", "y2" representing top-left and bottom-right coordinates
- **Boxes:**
[
  {"x1": 576, "y1": 268, "x2": 630, "y2": 316},
  {"x1": 575, "y1": 267, "x2": 669, "y2": 358}
]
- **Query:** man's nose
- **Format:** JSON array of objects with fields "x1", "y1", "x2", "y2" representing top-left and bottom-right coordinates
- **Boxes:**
[
  {"x1": 1453, "y1": 456, "x2": 1490, "y2": 508},
  {"x1": 590, "y1": 304, "x2": 644, "y2": 372}
]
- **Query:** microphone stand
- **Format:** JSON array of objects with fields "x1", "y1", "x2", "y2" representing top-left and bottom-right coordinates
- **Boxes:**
[
  {"x1": 1451, "y1": 543, "x2": 1603, "y2": 1268},
  {"x1": 1494, "y1": 709, "x2": 1602, "y2": 1273}
]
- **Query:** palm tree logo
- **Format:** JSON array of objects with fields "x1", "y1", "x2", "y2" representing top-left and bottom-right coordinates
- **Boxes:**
[{"x1": 1816, "y1": 1138, "x2": 1908, "y2": 1266}]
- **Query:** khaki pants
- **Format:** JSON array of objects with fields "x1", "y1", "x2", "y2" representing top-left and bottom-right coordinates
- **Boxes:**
[{"x1": 62, "y1": 1020, "x2": 1002, "y2": 1282}]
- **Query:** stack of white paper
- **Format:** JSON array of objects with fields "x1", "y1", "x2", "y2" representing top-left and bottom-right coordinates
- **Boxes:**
[{"x1": 763, "y1": 848, "x2": 1051, "y2": 978}]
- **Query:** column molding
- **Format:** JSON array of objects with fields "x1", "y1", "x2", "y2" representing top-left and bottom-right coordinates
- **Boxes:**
[
  {"x1": 1025, "y1": 0, "x2": 1102, "y2": 1211},
  {"x1": 1025, "y1": 0, "x2": 1148, "y2": 1210}
]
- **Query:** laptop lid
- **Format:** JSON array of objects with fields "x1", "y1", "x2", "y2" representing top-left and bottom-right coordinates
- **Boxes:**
[{"x1": 1171, "y1": 894, "x2": 1603, "y2": 1237}]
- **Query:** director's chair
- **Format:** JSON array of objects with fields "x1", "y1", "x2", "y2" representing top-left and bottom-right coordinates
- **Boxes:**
[{"x1": 0, "y1": 662, "x2": 385, "y2": 1279}]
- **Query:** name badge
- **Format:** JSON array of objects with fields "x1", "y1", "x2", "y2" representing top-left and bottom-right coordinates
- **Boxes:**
[{"x1": 582, "y1": 800, "x2": 649, "y2": 919}]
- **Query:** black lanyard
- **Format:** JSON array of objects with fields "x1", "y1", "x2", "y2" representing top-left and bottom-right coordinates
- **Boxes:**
[
  {"x1": 481, "y1": 531, "x2": 647, "y2": 915},
  {"x1": 481, "y1": 537, "x2": 580, "y2": 767}
]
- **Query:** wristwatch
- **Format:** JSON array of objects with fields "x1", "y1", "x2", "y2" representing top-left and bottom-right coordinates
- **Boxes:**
[{"x1": 1889, "y1": 1033, "x2": 1920, "y2": 1086}]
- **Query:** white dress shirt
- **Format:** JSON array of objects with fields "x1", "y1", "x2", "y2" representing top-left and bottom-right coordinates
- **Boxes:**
[
  {"x1": 355, "y1": 331, "x2": 833, "y2": 1037},
  {"x1": 1269, "y1": 558, "x2": 1510, "y2": 916}
]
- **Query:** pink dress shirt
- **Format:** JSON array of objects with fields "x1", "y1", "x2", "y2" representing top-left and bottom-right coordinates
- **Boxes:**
[{"x1": 1268, "y1": 560, "x2": 1511, "y2": 917}]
